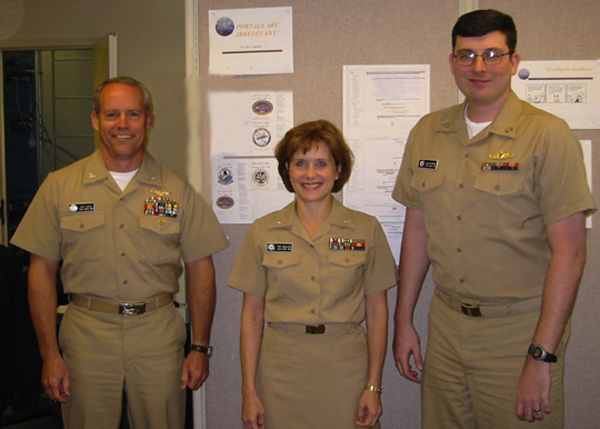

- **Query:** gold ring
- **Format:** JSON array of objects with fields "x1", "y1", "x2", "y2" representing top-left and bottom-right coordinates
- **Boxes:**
[{"x1": 533, "y1": 408, "x2": 541, "y2": 413}]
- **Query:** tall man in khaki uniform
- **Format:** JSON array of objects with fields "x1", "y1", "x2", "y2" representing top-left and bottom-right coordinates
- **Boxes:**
[
  {"x1": 11, "y1": 76, "x2": 228, "y2": 428},
  {"x1": 392, "y1": 9, "x2": 596, "y2": 428}
]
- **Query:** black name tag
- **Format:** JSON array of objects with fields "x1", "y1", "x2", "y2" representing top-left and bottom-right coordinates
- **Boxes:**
[
  {"x1": 69, "y1": 203, "x2": 94, "y2": 212},
  {"x1": 267, "y1": 243, "x2": 293, "y2": 252},
  {"x1": 418, "y1": 160, "x2": 438, "y2": 170}
]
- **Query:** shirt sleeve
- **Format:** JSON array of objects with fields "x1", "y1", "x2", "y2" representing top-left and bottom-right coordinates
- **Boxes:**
[
  {"x1": 227, "y1": 221, "x2": 267, "y2": 297},
  {"x1": 179, "y1": 183, "x2": 229, "y2": 262},
  {"x1": 10, "y1": 172, "x2": 62, "y2": 261},
  {"x1": 364, "y1": 217, "x2": 398, "y2": 295},
  {"x1": 534, "y1": 117, "x2": 596, "y2": 224},
  {"x1": 392, "y1": 122, "x2": 423, "y2": 210}
]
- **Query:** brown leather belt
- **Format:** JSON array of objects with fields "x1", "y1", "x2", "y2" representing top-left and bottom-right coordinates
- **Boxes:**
[
  {"x1": 69, "y1": 293, "x2": 173, "y2": 316},
  {"x1": 268, "y1": 323, "x2": 359, "y2": 335},
  {"x1": 435, "y1": 289, "x2": 541, "y2": 318}
]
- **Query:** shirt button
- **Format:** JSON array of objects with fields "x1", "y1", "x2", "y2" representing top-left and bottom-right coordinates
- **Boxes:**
[
  {"x1": 277, "y1": 260, "x2": 282, "y2": 266},
  {"x1": 120, "y1": 224, "x2": 125, "y2": 229},
  {"x1": 345, "y1": 258, "x2": 350, "y2": 263},
  {"x1": 120, "y1": 251, "x2": 126, "y2": 257},
  {"x1": 310, "y1": 309, "x2": 316, "y2": 314},
  {"x1": 457, "y1": 215, "x2": 462, "y2": 221},
  {"x1": 79, "y1": 224, "x2": 85, "y2": 229},
  {"x1": 456, "y1": 247, "x2": 462, "y2": 253},
  {"x1": 495, "y1": 184, "x2": 501, "y2": 191},
  {"x1": 458, "y1": 183, "x2": 464, "y2": 189},
  {"x1": 123, "y1": 279, "x2": 128, "y2": 285},
  {"x1": 311, "y1": 276, "x2": 316, "y2": 281},
  {"x1": 464, "y1": 153, "x2": 470, "y2": 159},
  {"x1": 459, "y1": 277, "x2": 465, "y2": 283}
]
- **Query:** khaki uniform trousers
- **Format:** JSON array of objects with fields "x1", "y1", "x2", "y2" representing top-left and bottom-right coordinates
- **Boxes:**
[
  {"x1": 59, "y1": 301, "x2": 188, "y2": 429},
  {"x1": 258, "y1": 323, "x2": 377, "y2": 429},
  {"x1": 422, "y1": 291, "x2": 569, "y2": 429}
]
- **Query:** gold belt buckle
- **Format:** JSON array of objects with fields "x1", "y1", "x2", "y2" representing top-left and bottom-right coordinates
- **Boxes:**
[
  {"x1": 461, "y1": 303, "x2": 482, "y2": 317},
  {"x1": 119, "y1": 303, "x2": 146, "y2": 316},
  {"x1": 305, "y1": 325, "x2": 326, "y2": 334}
]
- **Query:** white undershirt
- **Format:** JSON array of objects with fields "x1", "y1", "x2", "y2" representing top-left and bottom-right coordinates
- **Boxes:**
[
  {"x1": 464, "y1": 105, "x2": 492, "y2": 139},
  {"x1": 109, "y1": 169, "x2": 138, "y2": 191}
]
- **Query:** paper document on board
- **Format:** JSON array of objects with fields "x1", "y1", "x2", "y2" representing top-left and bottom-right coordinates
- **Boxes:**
[
  {"x1": 512, "y1": 60, "x2": 600, "y2": 129},
  {"x1": 343, "y1": 64, "x2": 430, "y2": 262},
  {"x1": 209, "y1": 91, "x2": 294, "y2": 223},
  {"x1": 208, "y1": 7, "x2": 293, "y2": 75}
]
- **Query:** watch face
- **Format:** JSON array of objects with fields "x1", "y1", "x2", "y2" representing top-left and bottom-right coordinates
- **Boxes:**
[{"x1": 532, "y1": 347, "x2": 543, "y2": 359}]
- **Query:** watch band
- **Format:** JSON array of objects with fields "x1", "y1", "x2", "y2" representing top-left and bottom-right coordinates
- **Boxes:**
[
  {"x1": 190, "y1": 344, "x2": 213, "y2": 358},
  {"x1": 528, "y1": 344, "x2": 557, "y2": 363}
]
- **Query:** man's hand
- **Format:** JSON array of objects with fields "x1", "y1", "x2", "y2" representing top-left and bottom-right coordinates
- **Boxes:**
[
  {"x1": 42, "y1": 355, "x2": 70, "y2": 403},
  {"x1": 515, "y1": 357, "x2": 551, "y2": 422},
  {"x1": 393, "y1": 322, "x2": 423, "y2": 383},
  {"x1": 180, "y1": 351, "x2": 209, "y2": 390}
]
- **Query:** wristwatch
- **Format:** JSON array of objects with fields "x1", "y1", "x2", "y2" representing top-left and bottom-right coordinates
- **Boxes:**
[
  {"x1": 190, "y1": 344, "x2": 213, "y2": 358},
  {"x1": 528, "y1": 344, "x2": 557, "y2": 363}
]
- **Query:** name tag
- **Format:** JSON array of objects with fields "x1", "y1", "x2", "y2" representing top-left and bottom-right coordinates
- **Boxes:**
[
  {"x1": 418, "y1": 160, "x2": 438, "y2": 170},
  {"x1": 69, "y1": 203, "x2": 94, "y2": 212},
  {"x1": 267, "y1": 243, "x2": 293, "y2": 252}
]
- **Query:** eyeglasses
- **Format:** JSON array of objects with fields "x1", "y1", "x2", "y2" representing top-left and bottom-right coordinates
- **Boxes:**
[{"x1": 453, "y1": 49, "x2": 512, "y2": 66}]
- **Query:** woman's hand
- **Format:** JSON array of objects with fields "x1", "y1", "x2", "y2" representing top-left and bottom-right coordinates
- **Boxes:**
[
  {"x1": 242, "y1": 392, "x2": 266, "y2": 429},
  {"x1": 356, "y1": 389, "x2": 382, "y2": 427}
]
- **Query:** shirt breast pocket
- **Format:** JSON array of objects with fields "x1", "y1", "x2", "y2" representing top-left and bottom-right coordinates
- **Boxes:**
[
  {"x1": 473, "y1": 173, "x2": 525, "y2": 228},
  {"x1": 139, "y1": 216, "x2": 181, "y2": 264},
  {"x1": 328, "y1": 251, "x2": 367, "y2": 294},
  {"x1": 262, "y1": 252, "x2": 300, "y2": 299},
  {"x1": 409, "y1": 171, "x2": 445, "y2": 225},
  {"x1": 60, "y1": 214, "x2": 105, "y2": 262}
]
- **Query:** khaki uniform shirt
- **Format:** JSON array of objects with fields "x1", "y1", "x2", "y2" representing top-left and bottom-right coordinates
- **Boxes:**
[
  {"x1": 393, "y1": 91, "x2": 596, "y2": 302},
  {"x1": 11, "y1": 150, "x2": 228, "y2": 300},
  {"x1": 228, "y1": 198, "x2": 398, "y2": 324}
]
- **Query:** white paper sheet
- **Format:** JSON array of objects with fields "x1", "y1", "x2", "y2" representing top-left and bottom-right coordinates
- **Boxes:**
[
  {"x1": 209, "y1": 91, "x2": 294, "y2": 223},
  {"x1": 209, "y1": 7, "x2": 293, "y2": 76},
  {"x1": 343, "y1": 65, "x2": 431, "y2": 262},
  {"x1": 512, "y1": 60, "x2": 600, "y2": 129}
]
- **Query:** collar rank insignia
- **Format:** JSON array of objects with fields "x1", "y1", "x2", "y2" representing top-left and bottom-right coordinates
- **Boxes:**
[{"x1": 330, "y1": 238, "x2": 365, "y2": 251}]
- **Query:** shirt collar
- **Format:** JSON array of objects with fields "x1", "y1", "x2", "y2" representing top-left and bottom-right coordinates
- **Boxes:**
[
  {"x1": 268, "y1": 198, "x2": 356, "y2": 231},
  {"x1": 81, "y1": 149, "x2": 164, "y2": 188},
  {"x1": 434, "y1": 90, "x2": 520, "y2": 141}
]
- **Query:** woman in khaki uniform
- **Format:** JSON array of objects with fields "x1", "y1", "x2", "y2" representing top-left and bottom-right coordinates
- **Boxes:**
[{"x1": 228, "y1": 120, "x2": 397, "y2": 429}]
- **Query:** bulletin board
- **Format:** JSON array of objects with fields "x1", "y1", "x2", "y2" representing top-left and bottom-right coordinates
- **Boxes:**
[{"x1": 197, "y1": 1, "x2": 600, "y2": 427}]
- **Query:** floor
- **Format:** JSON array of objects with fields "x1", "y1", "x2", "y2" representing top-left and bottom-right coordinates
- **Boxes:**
[{"x1": 0, "y1": 397, "x2": 62, "y2": 428}]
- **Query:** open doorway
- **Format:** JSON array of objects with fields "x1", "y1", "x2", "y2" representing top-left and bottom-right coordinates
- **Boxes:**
[
  {"x1": 0, "y1": 48, "x2": 95, "y2": 428},
  {"x1": 2, "y1": 49, "x2": 96, "y2": 246}
]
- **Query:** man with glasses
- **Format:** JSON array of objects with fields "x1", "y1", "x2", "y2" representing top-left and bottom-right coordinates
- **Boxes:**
[{"x1": 392, "y1": 9, "x2": 595, "y2": 428}]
